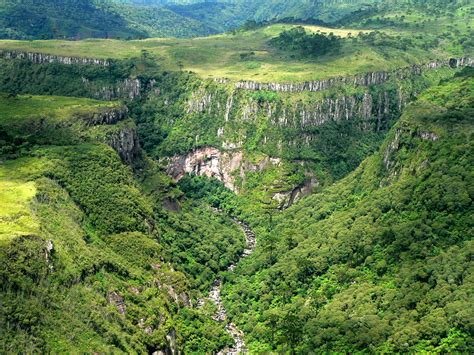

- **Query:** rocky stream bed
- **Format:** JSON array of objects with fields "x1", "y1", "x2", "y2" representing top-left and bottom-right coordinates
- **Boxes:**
[{"x1": 198, "y1": 219, "x2": 256, "y2": 354}]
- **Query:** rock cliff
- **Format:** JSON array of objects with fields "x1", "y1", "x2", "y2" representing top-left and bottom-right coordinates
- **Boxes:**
[
  {"x1": 166, "y1": 147, "x2": 316, "y2": 208},
  {"x1": 105, "y1": 123, "x2": 141, "y2": 165},
  {"x1": 166, "y1": 147, "x2": 243, "y2": 191},
  {"x1": 0, "y1": 50, "x2": 110, "y2": 66},
  {"x1": 230, "y1": 57, "x2": 473, "y2": 93},
  {"x1": 83, "y1": 106, "x2": 141, "y2": 164},
  {"x1": 82, "y1": 106, "x2": 129, "y2": 125}
]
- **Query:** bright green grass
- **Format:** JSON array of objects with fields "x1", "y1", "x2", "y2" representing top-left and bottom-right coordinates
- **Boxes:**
[
  {"x1": 1, "y1": 21, "x2": 470, "y2": 83},
  {"x1": 0, "y1": 159, "x2": 43, "y2": 244},
  {"x1": 0, "y1": 94, "x2": 120, "y2": 125}
]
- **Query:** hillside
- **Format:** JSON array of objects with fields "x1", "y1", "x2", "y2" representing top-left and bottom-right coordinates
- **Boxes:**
[
  {"x1": 0, "y1": 0, "x2": 231, "y2": 40},
  {"x1": 220, "y1": 68, "x2": 474, "y2": 352},
  {"x1": 0, "y1": 94, "x2": 247, "y2": 352},
  {"x1": 0, "y1": 14, "x2": 472, "y2": 83},
  {"x1": 1, "y1": 0, "x2": 471, "y2": 40},
  {"x1": 0, "y1": 0, "x2": 143, "y2": 39}
]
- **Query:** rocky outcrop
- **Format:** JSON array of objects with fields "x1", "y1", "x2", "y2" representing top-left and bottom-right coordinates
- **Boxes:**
[
  {"x1": 108, "y1": 291, "x2": 126, "y2": 315},
  {"x1": 273, "y1": 177, "x2": 318, "y2": 210},
  {"x1": 0, "y1": 50, "x2": 147, "y2": 101},
  {"x1": 86, "y1": 78, "x2": 143, "y2": 100},
  {"x1": 166, "y1": 147, "x2": 316, "y2": 209},
  {"x1": 167, "y1": 147, "x2": 289, "y2": 192},
  {"x1": 272, "y1": 91, "x2": 386, "y2": 129},
  {"x1": 449, "y1": 57, "x2": 474, "y2": 68},
  {"x1": 383, "y1": 128, "x2": 402, "y2": 170},
  {"x1": 418, "y1": 131, "x2": 439, "y2": 141},
  {"x1": 166, "y1": 147, "x2": 244, "y2": 191},
  {"x1": 230, "y1": 58, "x2": 473, "y2": 93},
  {"x1": 44, "y1": 240, "x2": 54, "y2": 272},
  {"x1": 187, "y1": 88, "x2": 399, "y2": 136},
  {"x1": 83, "y1": 106, "x2": 141, "y2": 164},
  {"x1": 153, "y1": 329, "x2": 180, "y2": 355},
  {"x1": 0, "y1": 50, "x2": 109, "y2": 66},
  {"x1": 105, "y1": 124, "x2": 141, "y2": 165},
  {"x1": 82, "y1": 106, "x2": 129, "y2": 126}
]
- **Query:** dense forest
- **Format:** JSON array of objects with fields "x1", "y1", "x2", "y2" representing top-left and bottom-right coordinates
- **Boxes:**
[{"x1": 0, "y1": 0, "x2": 473, "y2": 353}]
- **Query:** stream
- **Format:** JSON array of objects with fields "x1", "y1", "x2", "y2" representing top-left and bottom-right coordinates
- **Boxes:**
[{"x1": 199, "y1": 218, "x2": 257, "y2": 354}]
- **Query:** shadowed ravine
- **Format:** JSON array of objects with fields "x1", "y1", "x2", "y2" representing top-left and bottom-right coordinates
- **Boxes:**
[{"x1": 200, "y1": 218, "x2": 257, "y2": 354}]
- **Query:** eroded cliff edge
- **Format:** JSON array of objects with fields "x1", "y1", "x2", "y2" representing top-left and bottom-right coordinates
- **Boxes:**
[{"x1": 1, "y1": 51, "x2": 471, "y2": 207}]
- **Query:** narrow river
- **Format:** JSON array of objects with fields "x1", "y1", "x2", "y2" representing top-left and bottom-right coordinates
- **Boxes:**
[{"x1": 200, "y1": 218, "x2": 256, "y2": 354}]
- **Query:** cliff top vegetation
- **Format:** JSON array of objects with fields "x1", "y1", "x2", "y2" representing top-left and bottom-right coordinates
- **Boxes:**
[{"x1": 0, "y1": 9, "x2": 471, "y2": 83}]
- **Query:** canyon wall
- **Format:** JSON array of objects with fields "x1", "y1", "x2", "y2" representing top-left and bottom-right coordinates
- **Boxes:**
[
  {"x1": 0, "y1": 50, "x2": 110, "y2": 66},
  {"x1": 0, "y1": 51, "x2": 470, "y2": 206},
  {"x1": 82, "y1": 106, "x2": 141, "y2": 164},
  {"x1": 229, "y1": 57, "x2": 473, "y2": 93},
  {"x1": 160, "y1": 59, "x2": 471, "y2": 206}
]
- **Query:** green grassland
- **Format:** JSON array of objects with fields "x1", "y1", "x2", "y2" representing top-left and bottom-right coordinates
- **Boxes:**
[
  {"x1": 1, "y1": 11, "x2": 472, "y2": 83},
  {"x1": 0, "y1": 177, "x2": 38, "y2": 245},
  {"x1": 0, "y1": 95, "x2": 119, "y2": 125}
]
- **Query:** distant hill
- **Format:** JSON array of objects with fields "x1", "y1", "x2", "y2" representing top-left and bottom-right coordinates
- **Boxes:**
[
  {"x1": 2, "y1": 0, "x2": 468, "y2": 40},
  {"x1": 0, "y1": 0, "x2": 227, "y2": 39},
  {"x1": 0, "y1": 0, "x2": 145, "y2": 39}
]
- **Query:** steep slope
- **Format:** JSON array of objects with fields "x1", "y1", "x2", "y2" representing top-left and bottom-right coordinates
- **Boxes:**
[
  {"x1": 1, "y1": 0, "x2": 470, "y2": 40},
  {"x1": 118, "y1": 0, "x2": 382, "y2": 23},
  {"x1": 0, "y1": 0, "x2": 227, "y2": 40},
  {"x1": 0, "y1": 36, "x2": 470, "y2": 209},
  {"x1": 221, "y1": 69, "x2": 474, "y2": 352},
  {"x1": 0, "y1": 94, "x2": 246, "y2": 352}
]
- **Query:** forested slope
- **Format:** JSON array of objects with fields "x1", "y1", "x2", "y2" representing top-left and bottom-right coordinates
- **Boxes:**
[
  {"x1": 222, "y1": 69, "x2": 474, "y2": 352},
  {"x1": 0, "y1": 93, "x2": 245, "y2": 352}
]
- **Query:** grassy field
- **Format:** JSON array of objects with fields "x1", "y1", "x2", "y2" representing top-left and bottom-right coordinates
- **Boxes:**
[
  {"x1": 1, "y1": 17, "x2": 472, "y2": 83},
  {"x1": 0, "y1": 158, "x2": 43, "y2": 245},
  {"x1": 0, "y1": 94, "x2": 120, "y2": 124}
]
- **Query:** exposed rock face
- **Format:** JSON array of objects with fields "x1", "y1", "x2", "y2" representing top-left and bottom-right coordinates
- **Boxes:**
[
  {"x1": 83, "y1": 107, "x2": 129, "y2": 126},
  {"x1": 231, "y1": 58, "x2": 473, "y2": 93},
  {"x1": 449, "y1": 57, "x2": 474, "y2": 68},
  {"x1": 0, "y1": 51, "x2": 148, "y2": 101},
  {"x1": 273, "y1": 177, "x2": 318, "y2": 210},
  {"x1": 83, "y1": 106, "x2": 141, "y2": 164},
  {"x1": 166, "y1": 147, "x2": 243, "y2": 191},
  {"x1": 88, "y1": 78, "x2": 143, "y2": 100},
  {"x1": 108, "y1": 291, "x2": 126, "y2": 315},
  {"x1": 167, "y1": 147, "x2": 289, "y2": 192},
  {"x1": 106, "y1": 124, "x2": 141, "y2": 165},
  {"x1": 0, "y1": 50, "x2": 109, "y2": 66},
  {"x1": 418, "y1": 131, "x2": 439, "y2": 141},
  {"x1": 270, "y1": 91, "x2": 388, "y2": 129},
  {"x1": 166, "y1": 147, "x2": 315, "y2": 208},
  {"x1": 383, "y1": 128, "x2": 403, "y2": 170},
  {"x1": 44, "y1": 240, "x2": 54, "y2": 272},
  {"x1": 187, "y1": 87, "x2": 399, "y2": 136},
  {"x1": 166, "y1": 330, "x2": 179, "y2": 355}
]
